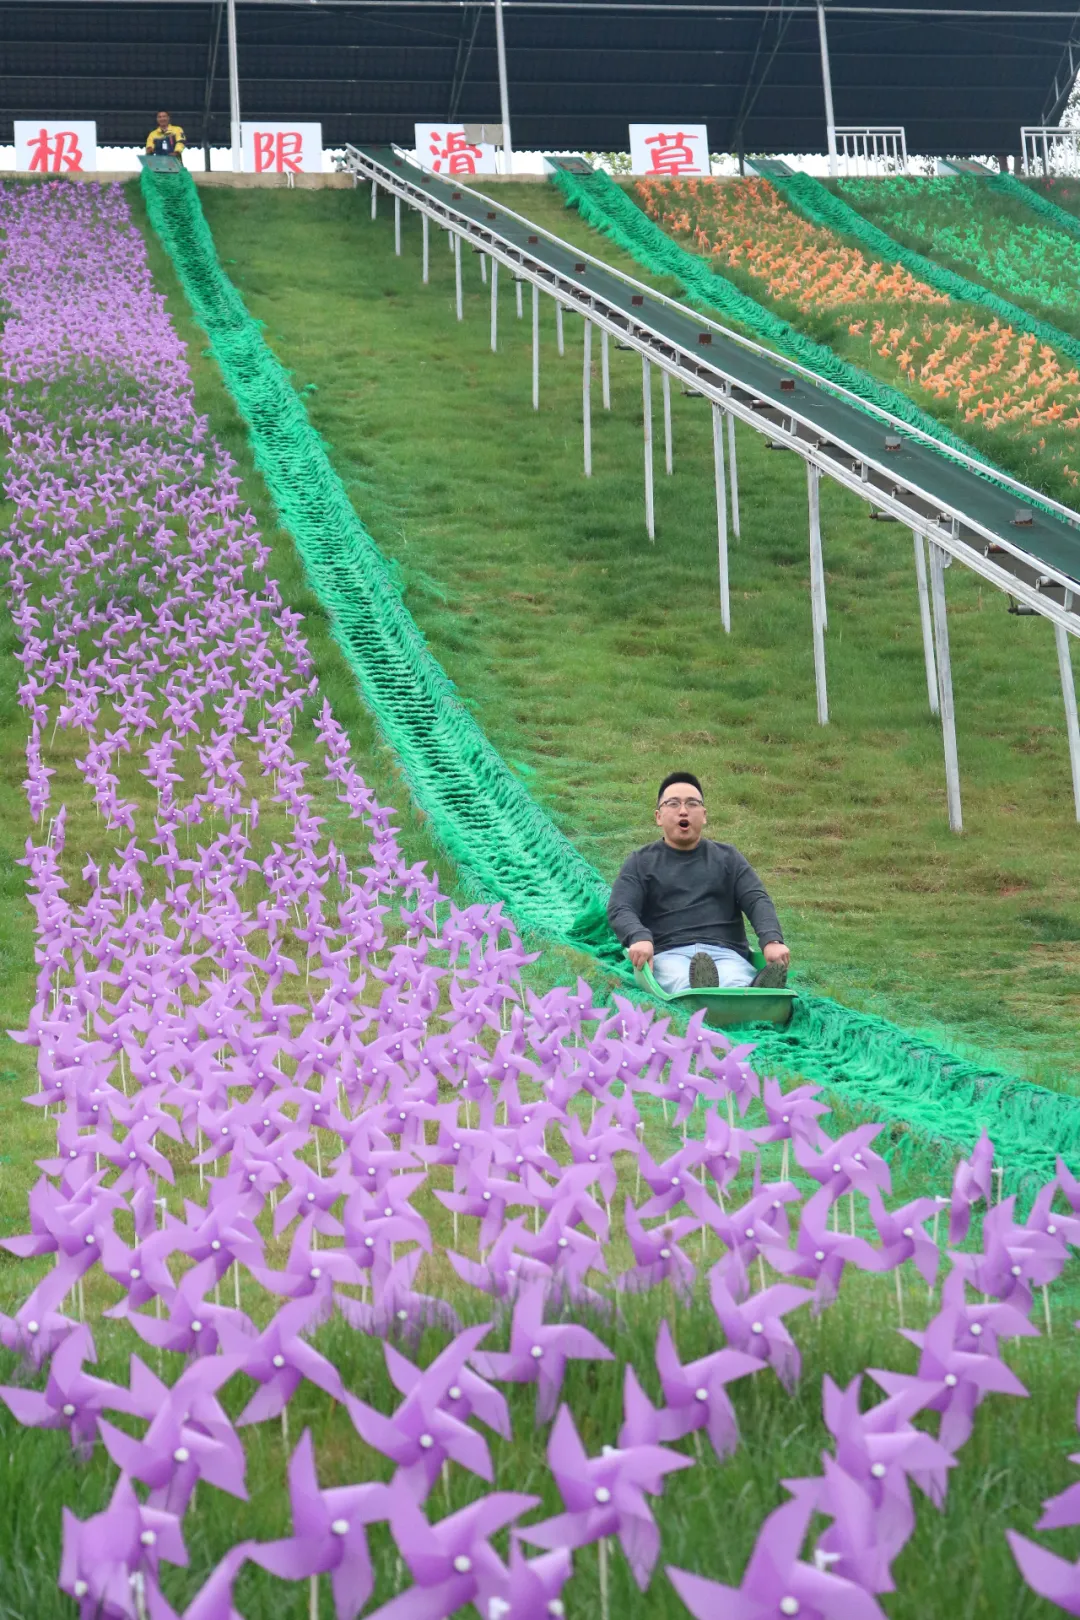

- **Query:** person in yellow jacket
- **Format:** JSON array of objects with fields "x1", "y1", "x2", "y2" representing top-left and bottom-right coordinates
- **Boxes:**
[{"x1": 145, "y1": 112, "x2": 186, "y2": 159}]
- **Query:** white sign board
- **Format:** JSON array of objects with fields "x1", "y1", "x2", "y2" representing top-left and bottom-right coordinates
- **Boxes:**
[
  {"x1": 242, "y1": 122, "x2": 323, "y2": 174},
  {"x1": 14, "y1": 121, "x2": 97, "y2": 174},
  {"x1": 628, "y1": 124, "x2": 711, "y2": 177},
  {"x1": 414, "y1": 124, "x2": 498, "y2": 177}
]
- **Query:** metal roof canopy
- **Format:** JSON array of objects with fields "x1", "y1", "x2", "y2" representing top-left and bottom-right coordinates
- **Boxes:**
[
  {"x1": 1, "y1": 0, "x2": 1077, "y2": 155},
  {"x1": 341, "y1": 142, "x2": 1080, "y2": 827}
]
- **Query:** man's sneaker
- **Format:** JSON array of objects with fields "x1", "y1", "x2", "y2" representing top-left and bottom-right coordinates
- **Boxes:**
[
  {"x1": 689, "y1": 951, "x2": 721, "y2": 989},
  {"x1": 752, "y1": 958, "x2": 788, "y2": 989}
]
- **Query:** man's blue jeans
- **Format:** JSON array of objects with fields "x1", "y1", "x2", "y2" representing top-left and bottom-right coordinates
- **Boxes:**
[{"x1": 652, "y1": 942, "x2": 756, "y2": 993}]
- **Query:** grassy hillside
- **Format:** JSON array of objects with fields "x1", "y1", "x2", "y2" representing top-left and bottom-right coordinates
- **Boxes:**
[{"x1": 143, "y1": 180, "x2": 1080, "y2": 1091}]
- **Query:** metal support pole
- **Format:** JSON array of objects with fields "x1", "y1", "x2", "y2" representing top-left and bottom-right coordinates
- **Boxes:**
[
  {"x1": 928, "y1": 541, "x2": 962, "y2": 833},
  {"x1": 662, "y1": 369, "x2": 673, "y2": 475},
  {"x1": 394, "y1": 195, "x2": 401, "y2": 256},
  {"x1": 493, "y1": 0, "x2": 514, "y2": 175},
  {"x1": 454, "y1": 233, "x2": 463, "y2": 321},
  {"x1": 808, "y1": 462, "x2": 829, "y2": 725},
  {"x1": 531, "y1": 282, "x2": 539, "y2": 409},
  {"x1": 555, "y1": 301, "x2": 564, "y2": 357},
  {"x1": 226, "y1": 0, "x2": 242, "y2": 172},
  {"x1": 817, "y1": 0, "x2": 838, "y2": 178},
  {"x1": 421, "y1": 212, "x2": 429, "y2": 283},
  {"x1": 490, "y1": 257, "x2": 498, "y2": 352},
  {"x1": 480, "y1": 251, "x2": 487, "y2": 284},
  {"x1": 201, "y1": 1, "x2": 225, "y2": 172},
  {"x1": 515, "y1": 278, "x2": 523, "y2": 318},
  {"x1": 912, "y1": 530, "x2": 939, "y2": 715},
  {"x1": 583, "y1": 319, "x2": 593, "y2": 477},
  {"x1": 1056, "y1": 594, "x2": 1080, "y2": 821},
  {"x1": 726, "y1": 409, "x2": 740, "y2": 538},
  {"x1": 642, "y1": 357, "x2": 655, "y2": 542},
  {"x1": 371, "y1": 178, "x2": 377, "y2": 219},
  {"x1": 601, "y1": 327, "x2": 611, "y2": 409},
  {"x1": 712, "y1": 404, "x2": 731, "y2": 633}
]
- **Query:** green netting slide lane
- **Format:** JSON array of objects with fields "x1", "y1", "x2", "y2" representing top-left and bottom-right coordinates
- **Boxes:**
[
  {"x1": 986, "y1": 170, "x2": 1080, "y2": 242},
  {"x1": 771, "y1": 169, "x2": 1080, "y2": 373},
  {"x1": 549, "y1": 166, "x2": 1006, "y2": 480},
  {"x1": 141, "y1": 166, "x2": 1080, "y2": 1191}
]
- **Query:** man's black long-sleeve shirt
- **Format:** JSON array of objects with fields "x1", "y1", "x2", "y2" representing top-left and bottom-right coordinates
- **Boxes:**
[{"x1": 607, "y1": 838, "x2": 783, "y2": 960}]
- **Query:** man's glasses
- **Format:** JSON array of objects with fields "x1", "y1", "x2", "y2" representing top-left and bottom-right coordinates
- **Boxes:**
[{"x1": 658, "y1": 796, "x2": 704, "y2": 811}]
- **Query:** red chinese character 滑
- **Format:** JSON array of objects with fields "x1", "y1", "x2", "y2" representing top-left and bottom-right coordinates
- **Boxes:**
[
  {"x1": 428, "y1": 128, "x2": 483, "y2": 175},
  {"x1": 253, "y1": 131, "x2": 304, "y2": 173},
  {"x1": 27, "y1": 128, "x2": 84, "y2": 173},
  {"x1": 645, "y1": 131, "x2": 702, "y2": 176}
]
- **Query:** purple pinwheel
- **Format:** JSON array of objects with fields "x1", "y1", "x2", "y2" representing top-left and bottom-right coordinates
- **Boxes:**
[
  {"x1": 246, "y1": 1430, "x2": 393, "y2": 1620},
  {"x1": 521, "y1": 1399, "x2": 693, "y2": 1588},
  {"x1": 144, "y1": 1545, "x2": 251, "y2": 1620},
  {"x1": 619, "y1": 1197, "x2": 699, "y2": 1301},
  {"x1": 366, "y1": 1486, "x2": 541, "y2": 1620},
  {"x1": 766, "y1": 1183, "x2": 887, "y2": 1309},
  {"x1": 710, "y1": 1267, "x2": 811, "y2": 1393},
  {"x1": 948, "y1": 1130, "x2": 994, "y2": 1243},
  {"x1": 127, "y1": 1255, "x2": 251, "y2": 1358},
  {"x1": 653, "y1": 1317, "x2": 762, "y2": 1457},
  {"x1": 59, "y1": 1474, "x2": 188, "y2": 1620},
  {"x1": 1008, "y1": 1532, "x2": 1080, "y2": 1615},
  {"x1": 668, "y1": 1492, "x2": 888, "y2": 1620},
  {"x1": 470, "y1": 1279, "x2": 614, "y2": 1422},
  {"x1": 0, "y1": 1262, "x2": 81, "y2": 1368},
  {"x1": 218, "y1": 1292, "x2": 346, "y2": 1427},
  {"x1": 472, "y1": 1544, "x2": 573, "y2": 1620},
  {"x1": 0, "y1": 1321, "x2": 142, "y2": 1457},
  {"x1": 337, "y1": 1247, "x2": 462, "y2": 1342},
  {"x1": 345, "y1": 1323, "x2": 497, "y2": 1501}
]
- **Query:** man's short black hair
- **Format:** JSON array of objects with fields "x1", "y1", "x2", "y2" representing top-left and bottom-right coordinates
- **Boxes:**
[{"x1": 657, "y1": 770, "x2": 704, "y2": 804}]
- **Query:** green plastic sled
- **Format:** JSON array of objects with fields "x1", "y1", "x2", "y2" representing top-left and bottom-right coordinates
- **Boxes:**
[{"x1": 633, "y1": 947, "x2": 795, "y2": 1029}]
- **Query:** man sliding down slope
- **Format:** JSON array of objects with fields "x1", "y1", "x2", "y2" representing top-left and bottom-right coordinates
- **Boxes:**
[{"x1": 607, "y1": 771, "x2": 790, "y2": 994}]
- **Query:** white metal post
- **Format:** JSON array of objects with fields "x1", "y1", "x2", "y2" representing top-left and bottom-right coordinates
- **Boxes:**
[
  {"x1": 912, "y1": 530, "x2": 939, "y2": 715},
  {"x1": 454, "y1": 233, "x2": 463, "y2": 321},
  {"x1": 1056, "y1": 595, "x2": 1080, "y2": 821},
  {"x1": 642, "y1": 356, "x2": 655, "y2": 542},
  {"x1": 712, "y1": 404, "x2": 731, "y2": 633},
  {"x1": 601, "y1": 327, "x2": 611, "y2": 409},
  {"x1": 370, "y1": 178, "x2": 377, "y2": 219},
  {"x1": 480, "y1": 252, "x2": 487, "y2": 284},
  {"x1": 808, "y1": 462, "x2": 829, "y2": 725},
  {"x1": 928, "y1": 541, "x2": 963, "y2": 833},
  {"x1": 226, "y1": 0, "x2": 242, "y2": 172},
  {"x1": 662, "y1": 369, "x2": 673, "y2": 475},
  {"x1": 515, "y1": 278, "x2": 523, "y2": 318},
  {"x1": 394, "y1": 195, "x2": 401, "y2": 256},
  {"x1": 421, "y1": 212, "x2": 429, "y2": 283},
  {"x1": 490, "y1": 258, "x2": 498, "y2": 352},
  {"x1": 555, "y1": 301, "x2": 564, "y2": 357},
  {"x1": 531, "y1": 282, "x2": 539, "y2": 409},
  {"x1": 726, "y1": 409, "x2": 740, "y2": 538},
  {"x1": 583, "y1": 319, "x2": 593, "y2": 477},
  {"x1": 817, "y1": 1, "x2": 839, "y2": 179},
  {"x1": 493, "y1": 0, "x2": 514, "y2": 175}
]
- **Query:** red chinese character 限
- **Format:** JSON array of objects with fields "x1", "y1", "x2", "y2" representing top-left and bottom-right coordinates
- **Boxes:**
[
  {"x1": 27, "y1": 128, "x2": 84, "y2": 173},
  {"x1": 428, "y1": 128, "x2": 483, "y2": 175},
  {"x1": 253, "y1": 131, "x2": 305, "y2": 173},
  {"x1": 644, "y1": 131, "x2": 703, "y2": 176}
]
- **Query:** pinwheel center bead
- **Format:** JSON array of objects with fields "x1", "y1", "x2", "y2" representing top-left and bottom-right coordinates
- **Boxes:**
[
  {"x1": 557, "y1": 1238, "x2": 568, "y2": 1249},
  {"x1": 814, "y1": 1251, "x2": 825, "y2": 1262},
  {"x1": 129, "y1": 1151, "x2": 137, "y2": 1161},
  {"x1": 1010, "y1": 1265, "x2": 1022, "y2": 1276},
  {"x1": 671, "y1": 1177, "x2": 681, "y2": 1187},
  {"x1": 130, "y1": 1269, "x2": 141, "y2": 1280},
  {"x1": 870, "y1": 1463, "x2": 886, "y2": 1478},
  {"x1": 85, "y1": 1234, "x2": 95, "y2": 1245},
  {"x1": 69, "y1": 1150, "x2": 77, "y2": 1159},
  {"x1": 396, "y1": 1309, "x2": 408, "y2": 1321},
  {"x1": 74, "y1": 1581, "x2": 89, "y2": 1598},
  {"x1": 745, "y1": 1228, "x2": 754, "y2": 1238},
  {"x1": 530, "y1": 1345, "x2": 544, "y2": 1358},
  {"x1": 211, "y1": 1240, "x2": 221, "y2": 1251},
  {"x1": 902, "y1": 1228, "x2": 914, "y2": 1238},
  {"x1": 191, "y1": 1320, "x2": 203, "y2": 1333},
  {"x1": 751, "y1": 1322, "x2": 764, "y2": 1334},
  {"x1": 453, "y1": 1555, "x2": 472, "y2": 1574},
  {"x1": 384, "y1": 1208, "x2": 394, "y2": 1218},
  {"x1": 1048, "y1": 1223, "x2": 1058, "y2": 1235},
  {"x1": 272, "y1": 1355, "x2": 286, "y2": 1368},
  {"x1": 448, "y1": 1386, "x2": 462, "y2": 1401},
  {"x1": 589, "y1": 1154, "x2": 597, "y2": 1163},
  {"x1": 780, "y1": 1599, "x2": 799, "y2": 1616},
  {"x1": 174, "y1": 1447, "x2": 190, "y2": 1463},
  {"x1": 831, "y1": 1164, "x2": 841, "y2": 1173},
  {"x1": 364, "y1": 1238, "x2": 374, "y2": 1248},
  {"x1": 310, "y1": 1268, "x2": 322, "y2": 1280},
  {"x1": 970, "y1": 1323, "x2": 983, "y2": 1337},
  {"x1": 694, "y1": 1388, "x2": 708, "y2": 1402},
  {"x1": 452, "y1": 1143, "x2": 461, "y2": 1151},
  {"x1": 659, "y1": 1247, "x2": 672, "y2": 1259},
  {"x1": 140, "y1": 1530, "x2": 156, "y2": 1547},
  {"x1": 547, "y1": 1601, "x2": 565, "y2": 1616},
  {"x1": 944, "y1": 1374, "x2": 958, "y2": 1387},
  {"x1": 419, "y1": 1434, "x2": 435, "y2": 1449},
  {"x1": 782, "y1": 1114, "x2": 790, "y2": 1124},
  {"x1": 594, "y1": 1487, "x2": 611, "y2": 1504},
  {"x1": 482, "y1": 1192, "x2": 492, "y2": 1202},
  {"x1": 62, "y1": 1403, "x2": 76, "y2": 1416},
  {"x1": 307, "y1": 1193, "x2": 316, "y2": 1202}
]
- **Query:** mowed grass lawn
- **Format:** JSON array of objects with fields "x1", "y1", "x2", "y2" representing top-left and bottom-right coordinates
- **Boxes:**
[{"x1": 163, "y1": 179, "x2": 1080, "y2": 1092}]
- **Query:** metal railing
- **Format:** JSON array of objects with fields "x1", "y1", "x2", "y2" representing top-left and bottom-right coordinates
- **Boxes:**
[
  {"x1": 835, "y1": 126, "x2": 908, "y2": 176},
  {"x1": 1022, "y1": 125, "x2": 1080, "y2": 177}
]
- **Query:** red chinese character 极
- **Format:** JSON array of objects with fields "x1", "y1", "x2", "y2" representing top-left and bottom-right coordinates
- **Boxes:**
[{"x1": 27, "y1": 129, "x2": 84, "y2": 173}]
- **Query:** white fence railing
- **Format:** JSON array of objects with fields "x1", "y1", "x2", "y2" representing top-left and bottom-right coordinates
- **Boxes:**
[
  {"x1": 1022, "y1": 126, "x2": 1080, "y2": 178},
  {"x1": 835, "y1": 126, "x2": 908, "y2": 176}
]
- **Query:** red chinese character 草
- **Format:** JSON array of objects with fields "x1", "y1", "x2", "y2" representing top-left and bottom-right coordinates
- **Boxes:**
[
  {"x1": 27, "y1": 128, "x2": 84, "y2": 173},
  {"x1": 253, "y1": 131, "x2": 305, "y2": 174},
  {"x1": 645, "y1": 131, "x2": 702, "y2": 176},
  {"x1": 428, "y1": 128, "x2": 483, "y2": 175}
]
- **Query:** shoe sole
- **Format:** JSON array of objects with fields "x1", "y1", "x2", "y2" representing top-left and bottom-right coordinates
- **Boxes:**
[
  {"x1": 688, "y1": 951, "x2": 721, "y2": 989},
  {"x1": 752, "y1": 960, "x2": 788, "y2": 989}
]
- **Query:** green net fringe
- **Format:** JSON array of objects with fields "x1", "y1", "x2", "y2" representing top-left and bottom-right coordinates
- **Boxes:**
[
  {"x1": 771, "y1": 170, "x2": 1080, "y2": 374},
  {"x1": 141, "y1": 166, "x2": 1080, "y2": 1191},
  {"x1": 550, "y1": 166, "x2": 1007, "y2": 479},
  {"x1": 987, "y1": 170, "x2": 1080, "y2": 241}
]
